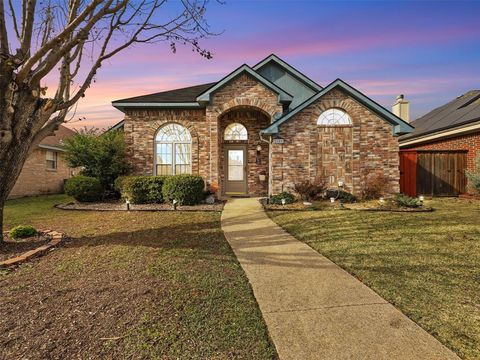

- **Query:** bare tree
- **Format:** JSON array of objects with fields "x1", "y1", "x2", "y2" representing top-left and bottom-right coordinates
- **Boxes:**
[{"x1": 0, "y1": 0, "x2": 217, "y2": 235}]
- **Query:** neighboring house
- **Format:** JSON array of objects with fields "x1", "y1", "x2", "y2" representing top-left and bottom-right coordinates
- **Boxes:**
[
  {"x1": 399, "y1": 90, "x2": 480, "y2": 196},
  {"x1": 111, "y1": 54, "x2": 413, "y2": 197},
  {"x1": 9, "y1": 125, "x2": 75, "y2": 198}
]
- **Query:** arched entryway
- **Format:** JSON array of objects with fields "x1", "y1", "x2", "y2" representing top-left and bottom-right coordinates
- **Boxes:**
[{"x1": 218, "y1": 107, "x2": 270, "y2": 196}]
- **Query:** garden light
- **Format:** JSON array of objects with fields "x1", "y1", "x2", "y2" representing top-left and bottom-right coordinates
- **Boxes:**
[
  {"x1": 125, "y1": 198, "x2": 130, "y2": 211},
  {"x1": 281, "y1": 198, "x2": 286, "y2": 206},
  {"x1": 173, "y1": 199, "x2": 178, "y2": 210},
  {"x1": 379, "y1": 197, "x2": 385, "y2": 204},
  {"x1": 330, "y1": 197, "x2": 335, "y2": 203},
  {"x1": 419, "y1": 195, "x2": 425, "y2": 202}
]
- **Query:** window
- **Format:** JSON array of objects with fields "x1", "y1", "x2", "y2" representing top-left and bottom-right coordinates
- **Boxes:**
[
  {"x1": 317, "y1": 108, "x2": 352, "y2": 126},
  {"x1": 224, "y1": 123, "x2": 248, "y2": 140},
  {"x1": 46, "y1": 150, "x2": 57, "y2": 170},
  {"x1": 155, "y1": 123, "x2": 191, "y2": 175}
]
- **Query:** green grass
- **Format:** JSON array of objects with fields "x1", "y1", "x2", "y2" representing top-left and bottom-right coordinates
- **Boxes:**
[
  {"x1": 267, "y1": 198, "x2": 480, "y2": 360},
  {"x1": 1, "y1": 195, "x2": 276, "y2": 359}
]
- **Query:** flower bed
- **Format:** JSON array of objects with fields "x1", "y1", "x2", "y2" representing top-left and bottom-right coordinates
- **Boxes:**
[{"x1": 0, "y1": 230, "x2": 64, "y2": 267}]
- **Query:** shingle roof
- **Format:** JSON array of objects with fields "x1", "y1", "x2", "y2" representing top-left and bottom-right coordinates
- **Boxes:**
[
  {"x1": 114, "y1": 83, "x2": 216, "y2": 103},
  {"x1": 400, "y1": 90, "x2": 480, "y2": 141},
  {"x1": 39, "y1": 125, "x2": 75, "y2": 149}
]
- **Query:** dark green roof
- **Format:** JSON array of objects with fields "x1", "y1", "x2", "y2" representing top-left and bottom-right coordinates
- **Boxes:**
[{"x1": 113, "y1": 83, "x2": 215, "y2": 104}]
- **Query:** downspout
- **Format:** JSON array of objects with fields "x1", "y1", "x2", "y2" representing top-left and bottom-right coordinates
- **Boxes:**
[{"x1": 259, "y1": 131, "x2": 273, "y2": 196}]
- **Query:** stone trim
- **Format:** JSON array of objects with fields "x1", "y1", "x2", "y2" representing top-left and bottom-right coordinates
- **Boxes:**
[{"x1": 0, "y1": 230, "x2": 64, "y2": 268}]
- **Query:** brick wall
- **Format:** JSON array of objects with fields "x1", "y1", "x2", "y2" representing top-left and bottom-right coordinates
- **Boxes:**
[
  {"x1": 9, "y1": 148, "x2": 72, "y2": 198},
  {"x1": 124, "y1": 77, "x2": 401, "y2": 198},
  {"x1": 402, "y1": 131, "x2": 480, "y2": 171},
  {"x1": 271, "y1": 88, "x2": 400, "y2": 196},
  {"x1": 123, "y1": 108, "x2": 208, "y2": 178}
]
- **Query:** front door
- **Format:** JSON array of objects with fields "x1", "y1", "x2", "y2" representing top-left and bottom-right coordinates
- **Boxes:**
[{"x1": 224, "y1": 145, "x2": 247, "y2": 195}]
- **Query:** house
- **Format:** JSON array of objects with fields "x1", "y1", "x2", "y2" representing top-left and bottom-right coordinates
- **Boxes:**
[
  {"x1": 399, "y1": 90, "x2": 480, "y2": 196},
  {"x1": 9, "y1": 125, "x2": 76, "y2": 198},
  {"x1": 111, "y1": 54, "x2": 413, "y2": 197}
]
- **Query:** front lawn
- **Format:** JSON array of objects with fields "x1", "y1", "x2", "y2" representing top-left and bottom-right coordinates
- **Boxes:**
[
  {"x1": 268, "y1": 198, "x2": 480, "y2": 360},
  {"x1": 1, "y1": 195, "x2": 276, "y2": 359}
]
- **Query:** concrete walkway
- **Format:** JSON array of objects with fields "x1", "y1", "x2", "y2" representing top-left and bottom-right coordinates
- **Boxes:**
[{"x1": 221, "y1": 197, "x2": 459, "y2": 360}]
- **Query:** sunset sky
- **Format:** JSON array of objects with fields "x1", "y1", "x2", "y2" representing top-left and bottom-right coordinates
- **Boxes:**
[{"x1": 62, "y1": 0, "x2": 480, "y2": 130}]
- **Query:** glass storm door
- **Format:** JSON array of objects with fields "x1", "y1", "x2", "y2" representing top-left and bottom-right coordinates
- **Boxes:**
[{"x1": 225, "y1": 145, "x2": 247, "y2": 194}]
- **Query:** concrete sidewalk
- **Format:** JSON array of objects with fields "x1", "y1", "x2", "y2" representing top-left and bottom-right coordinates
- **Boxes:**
[{"x1": 221, "y1": 197, "x2": 459, "y2": 360}]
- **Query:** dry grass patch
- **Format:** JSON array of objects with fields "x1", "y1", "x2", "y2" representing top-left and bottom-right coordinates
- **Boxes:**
[{"x1": 1, "y1": 195, "x2": 276, "y2": 359}]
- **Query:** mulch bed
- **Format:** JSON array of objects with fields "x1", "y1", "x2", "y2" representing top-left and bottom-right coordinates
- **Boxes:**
[
  {"x1": 261, "y1": 198, "x2": 433, "y2": 212},
  {"x1": 346, "y1": 202, "x2": 433, "y2": 212},
  {"x1": 55, "y1": 200, "x2": 225, "y2": 212},
  {"x1": 0, "y1": 232, "x2": 52, "y2": 262}
]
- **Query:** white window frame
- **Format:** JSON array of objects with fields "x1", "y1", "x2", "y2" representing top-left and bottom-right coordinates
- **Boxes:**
[
  {"x1": 46, "y1": 150, "x2": 57, "y2": 170},
  {"x1": 317, "y1": 108, "x2": 352, "y2": 126},
  {"x1": 224, "y1": 122, "x2": 248, "y2": 141},
  {"x1": 154, "y1": 123, "x2": 192, "y2": 175}
]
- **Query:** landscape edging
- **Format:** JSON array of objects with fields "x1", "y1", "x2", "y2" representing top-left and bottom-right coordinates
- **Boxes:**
[{"x1": 0, "y1": 230, "x2": 64, "y2": 268}]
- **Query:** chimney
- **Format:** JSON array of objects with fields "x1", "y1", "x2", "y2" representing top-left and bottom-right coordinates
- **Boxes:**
[{"x1": 392, "y1": 94, "x2": 410, "y2": 122}]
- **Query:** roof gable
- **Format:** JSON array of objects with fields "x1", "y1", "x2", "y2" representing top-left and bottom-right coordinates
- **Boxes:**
[
  {"x1": 196, "y1": 64, "x2": 293, "y2": 105},
  {"x1": 261, "y1": 79, "x2": 414, "y2": 136},
  {"x1": 253, "y1": 54, "x2": 323, "y2": 92}
]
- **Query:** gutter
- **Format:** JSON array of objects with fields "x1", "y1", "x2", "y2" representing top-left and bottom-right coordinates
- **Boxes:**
[{"x1": 400, "y1": 120, "x2": 480, "y2": 147}]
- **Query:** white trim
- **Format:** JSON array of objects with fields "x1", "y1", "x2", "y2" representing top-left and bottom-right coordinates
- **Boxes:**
[
  {"x1": 153, "y1": 123, "x2": 192, "y2": 176},
  {"x1": 112, "y1": 102, "x2": 202, "y2": 112},
  {"x1": 399, "y1": 121, "x2": 480, "y2": 147},
  {"x1": 39, "y1": 144, "x2": 65, "y2": 152}
]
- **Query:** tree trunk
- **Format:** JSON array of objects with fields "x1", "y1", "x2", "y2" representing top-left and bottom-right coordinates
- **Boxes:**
[{"x1": 0, "y1": 196, "x2": 4, "y2": 240}]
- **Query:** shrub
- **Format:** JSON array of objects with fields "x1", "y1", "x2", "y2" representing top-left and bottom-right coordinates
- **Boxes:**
[
  {"x1": 116, "y1": 176, "x2": 167, "y2": 204},
  {"x1": 361, "y1": 171, "x2": 390, "y2": 199},
  {"x1": 65, "y1": 176, "x2": 103, "y2": 202},
  {"x1": 10, "y1": 225, "x2": 37, "y2": 239},
  {"x1": 162, "y1": 174, "x2": 205, "y2": 205},
  {"x1": 325, "y1": 189, "x2": 357, "y2": 203},
  {"x1": 270, "y1": 191, "x2": 295, "y2": 205},
  {"x1": 395, "y1": 194, "x2": 422, "y2": 208},
  {"x1": 294, "y1": 178, "x2": 326, "y2": 201},
  {"x1": 466, "y1": 154, "x2": 480, "y2": 192},
  {"x1": 63, "y1": 129, "x2": 131, "y2": 192}
]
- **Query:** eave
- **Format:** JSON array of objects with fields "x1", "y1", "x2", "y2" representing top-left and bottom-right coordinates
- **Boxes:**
[{"x1": 261, "y1": 78, "x2": 414, "y2": 136}]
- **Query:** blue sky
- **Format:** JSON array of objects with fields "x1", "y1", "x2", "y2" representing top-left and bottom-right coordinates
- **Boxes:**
[{"x1": 67, "y1": 0, "x2": 480, "y2": 128}]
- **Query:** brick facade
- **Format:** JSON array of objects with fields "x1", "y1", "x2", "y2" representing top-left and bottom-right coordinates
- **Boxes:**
[
  {"x1": 9, "y1": 149, "x2": 72, "y2": 198},
  {"x1": 270, "y1": 88, "x2": 400, "y2": 196},
  {"x1": 402, "y1": 132, "x2": 480, "y2": 171},
  {"x1": 124, "y1": 76, "x2": 400, "y2": 197}
]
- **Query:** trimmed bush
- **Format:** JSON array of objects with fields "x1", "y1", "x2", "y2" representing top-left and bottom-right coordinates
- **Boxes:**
[
  {"x1": 395, "y1": 194, "x2": 422, "y2": 208},
  {"x1": 270, "y1": 191, "x2": 295, "y2": 205},
  {"x1": 10, "y1": 225, "x2": 37, "y2": 239},
  {"x1": 116, "y1": 176, "x2": 167, "y2": 204},
  {"x1": 325, "y1": 189, "x2": 357, "y2": 203},
  {"x1": 65, "y1": 176, "x2": 103, "y2": 202},
  {"x1": 162, "y1": 174, "x2": 205, "y2": 205}
]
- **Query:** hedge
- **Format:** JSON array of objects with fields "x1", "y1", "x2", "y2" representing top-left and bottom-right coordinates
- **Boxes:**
[
  {"x1": 115, "y1": 176, "x2": 167, "y2": 204},
  {"x1": 162, "y1": 174, "x2": 205, "y2": 205},
  {"x1": 65, "y1": 176, "x2": 103, "y2": 202}
]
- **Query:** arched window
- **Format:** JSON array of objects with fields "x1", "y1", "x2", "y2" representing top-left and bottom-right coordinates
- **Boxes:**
[
  {"x1": 224, "y1": 123, "x2": 248, "y2": 140},
  {"x1": 155, "y1": 123, "x2": 191, "y2": 175},
  {"x1": 317, "y1": 108, "x2": 352, "y2": 126}
]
